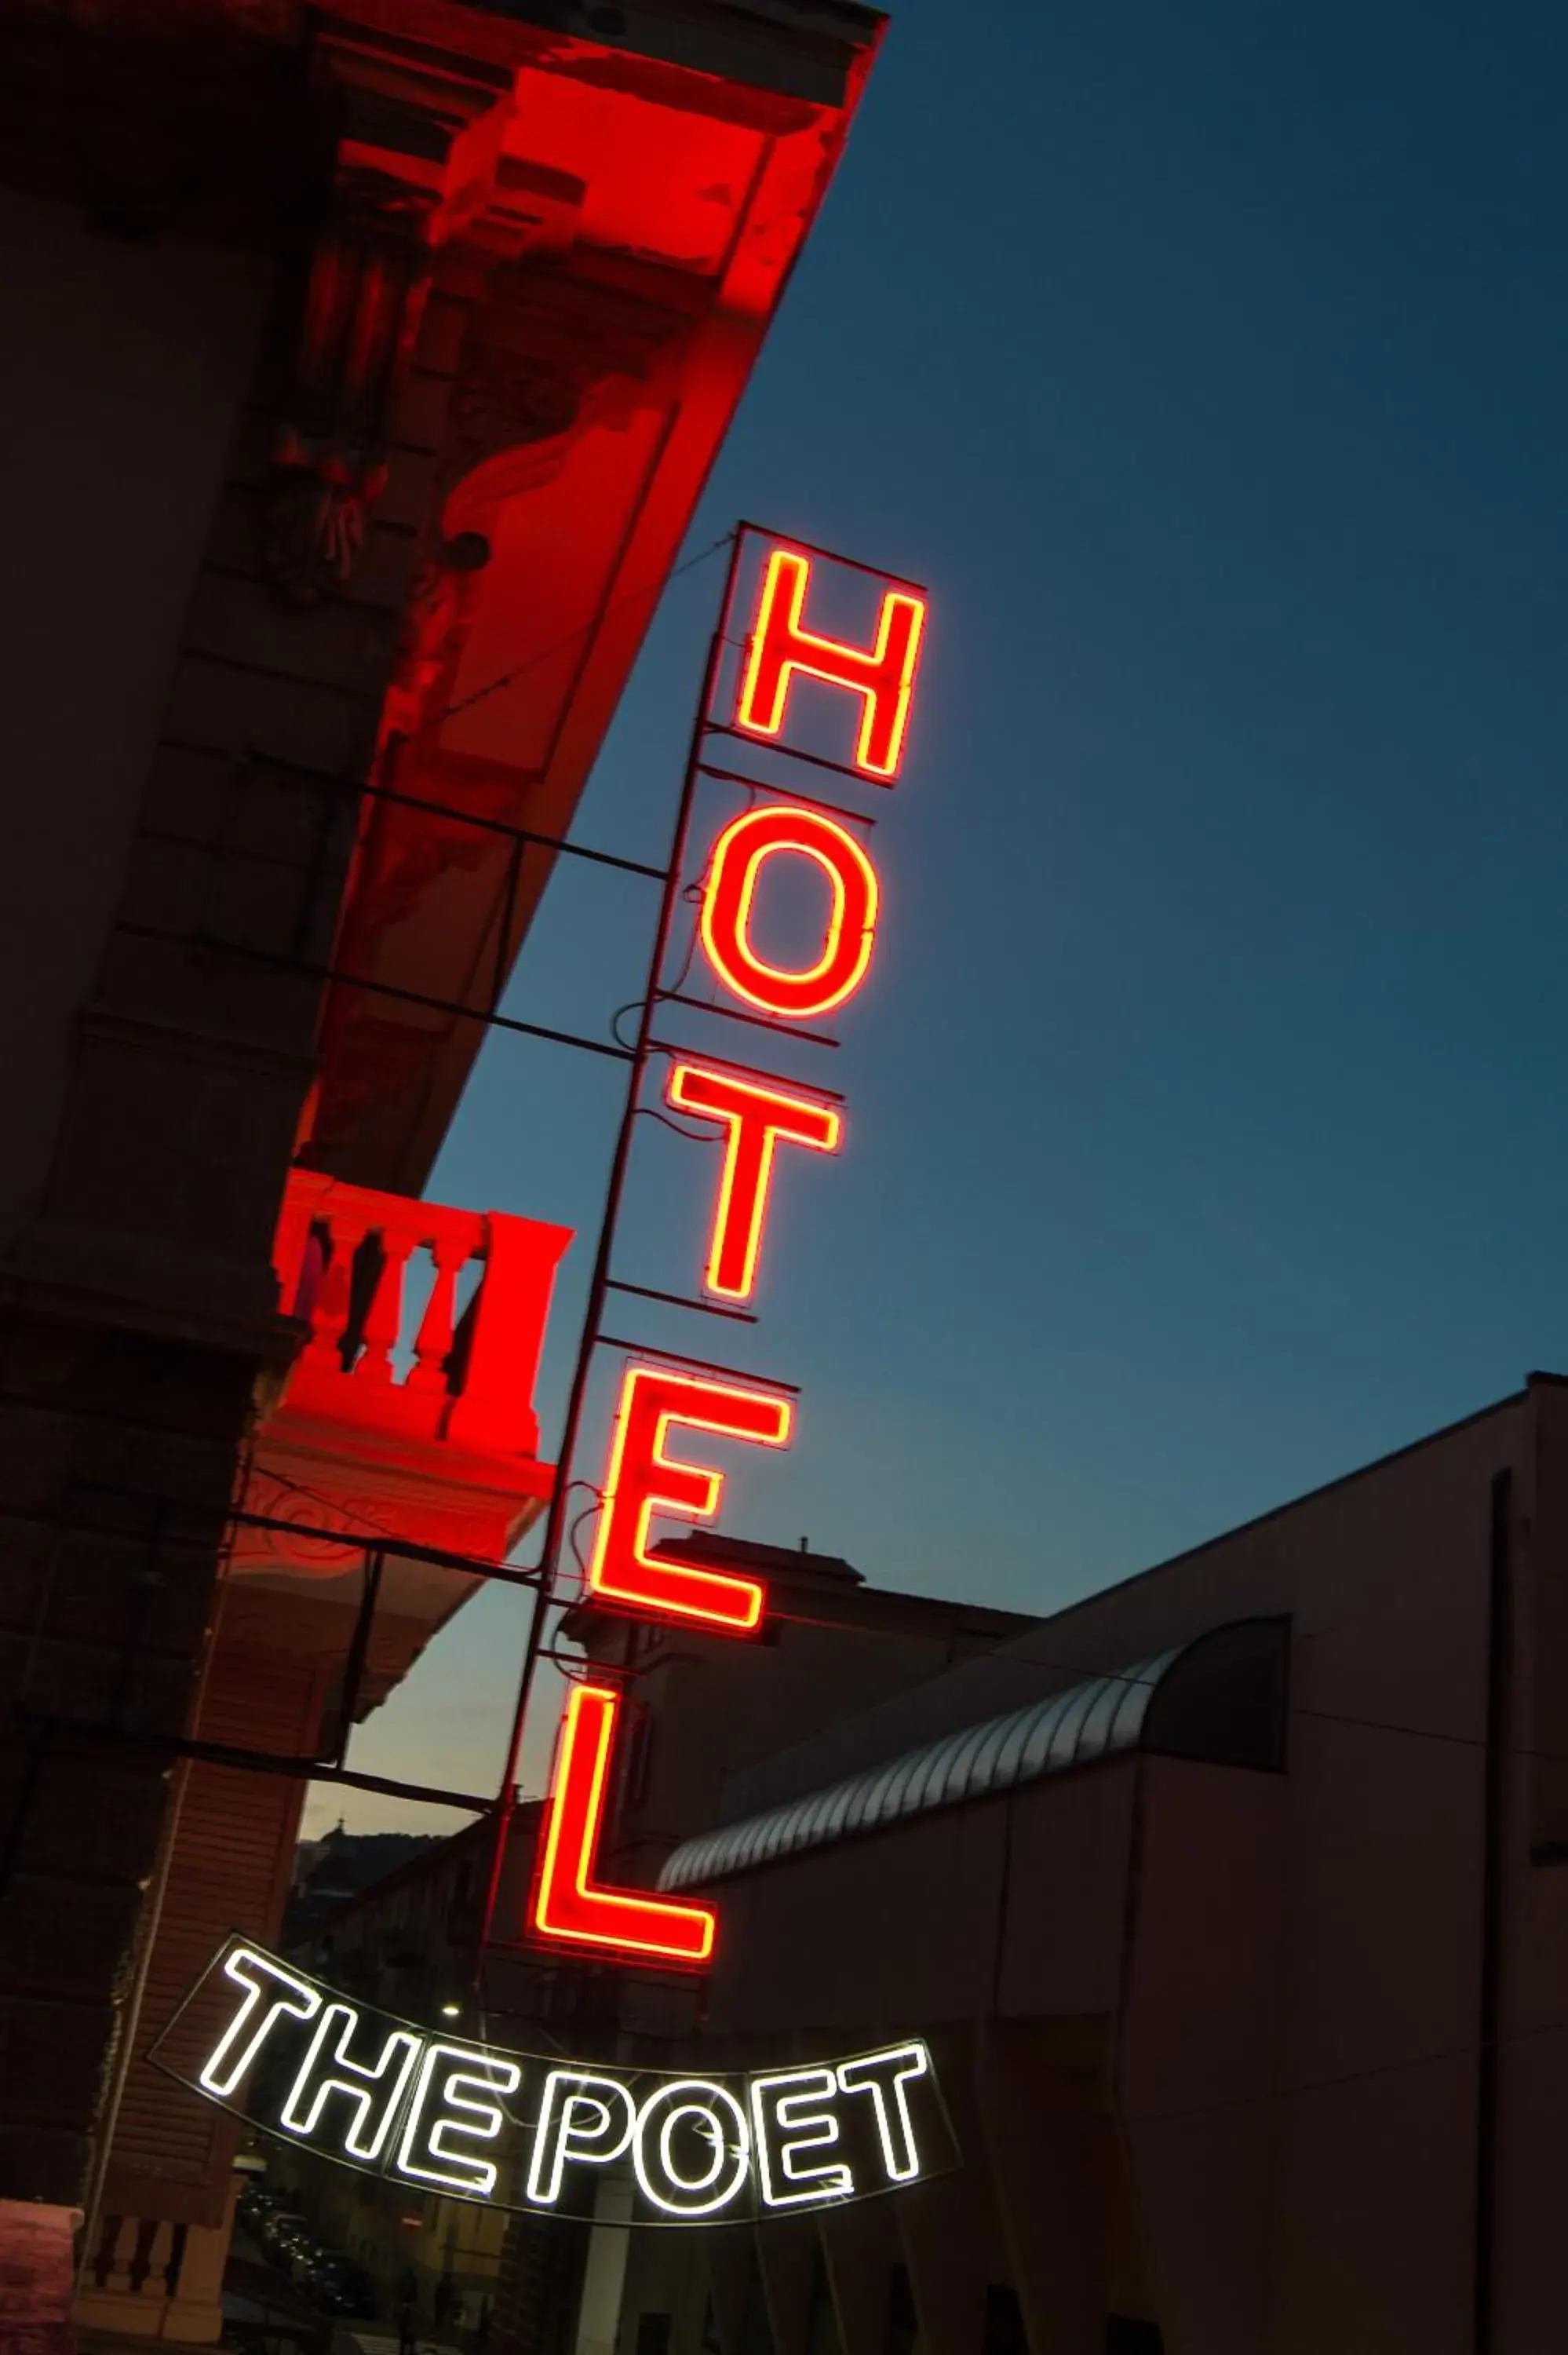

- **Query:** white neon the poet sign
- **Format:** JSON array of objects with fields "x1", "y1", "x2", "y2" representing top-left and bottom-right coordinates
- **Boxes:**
[{"x1": 155, "y1": 1940, "x2": 955, "y2": 2227}]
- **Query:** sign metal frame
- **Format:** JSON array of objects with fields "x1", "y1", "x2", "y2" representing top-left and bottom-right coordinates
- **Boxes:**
[
  {"x1": 152, "y1": 1937, "x2": 958, "y2": 2229},
  {"x1": 483, "y1": 523, "x2": 930, "y2": 1971}
]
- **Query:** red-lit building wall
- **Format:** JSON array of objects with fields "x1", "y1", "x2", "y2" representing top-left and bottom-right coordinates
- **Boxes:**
[{"x1": 0, "y1": 0, "x2": 885, "y2": 2323}]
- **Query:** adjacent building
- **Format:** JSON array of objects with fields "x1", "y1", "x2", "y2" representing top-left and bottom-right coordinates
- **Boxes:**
[{"x1": 585, "y1": 1377, "x2": 1568, "y2": 2355}]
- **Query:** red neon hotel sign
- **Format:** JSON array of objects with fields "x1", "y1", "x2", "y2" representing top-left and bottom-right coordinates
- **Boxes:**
[{"x1": 527, "y1": 536, "x2": 928, "y2": 1969}]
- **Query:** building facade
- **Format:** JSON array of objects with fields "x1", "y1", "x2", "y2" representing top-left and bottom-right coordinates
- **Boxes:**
[
  {"x1": 0, "y1": 0, "x2": 884, "y2": 2335},
  {"x1": 587, "y1": 1377, "x2": 1568, "y2": 2355}
]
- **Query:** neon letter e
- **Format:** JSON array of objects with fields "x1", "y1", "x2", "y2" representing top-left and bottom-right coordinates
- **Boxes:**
[{"x1": 585, "y1": 1364, "x2": 792, "y2": 1633}]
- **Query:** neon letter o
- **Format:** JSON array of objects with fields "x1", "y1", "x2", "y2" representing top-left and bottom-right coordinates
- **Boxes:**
[
  {"x1": 633, "y1": 2080, "x2": 750, "y2": 2218},
  {"x1": 698, "y1": 805, "x2": 879, "y2": 1021}
]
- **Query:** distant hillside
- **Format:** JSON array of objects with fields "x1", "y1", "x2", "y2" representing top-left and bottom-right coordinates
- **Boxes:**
[{"x1": 284, "y1": 1827, "x2": 442, "y2": 1944}]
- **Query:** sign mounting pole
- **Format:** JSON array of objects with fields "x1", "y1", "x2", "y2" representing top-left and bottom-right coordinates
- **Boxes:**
[{"x1": 477, "y1": 530, "x2": 749, "y2": 1961}]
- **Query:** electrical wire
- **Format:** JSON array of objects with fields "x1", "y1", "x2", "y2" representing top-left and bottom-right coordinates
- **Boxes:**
[
  {"x1": 566, "y1": 1496, "x2": 603, "y2": 1586},
  {"x1": 609, "y1": 872, "x2": 708, "y2": 1057},
  {"x1": 608, "y1": 1000, "x2": 642, "y2": 1052},
  {"x1": 242, "y1": 1461, "x2": 407, "y2": 1551},
  {"x1": 636, "y1": 1105, "x2": 713, "y2": 1144}
]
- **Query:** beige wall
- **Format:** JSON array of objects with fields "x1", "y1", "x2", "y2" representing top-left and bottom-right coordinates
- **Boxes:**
[
  {"x1": 611, "y1": 1382, "x2": 1568, "y2": 2352},
  {"x1": 600, "y1": 1580, "x2": 1027, "y2": 1897}
]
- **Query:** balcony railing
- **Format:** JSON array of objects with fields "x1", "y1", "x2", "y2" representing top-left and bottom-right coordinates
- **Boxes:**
[{"x1": 271, "y1": 1170, "x2": 572, "y2": 1461}]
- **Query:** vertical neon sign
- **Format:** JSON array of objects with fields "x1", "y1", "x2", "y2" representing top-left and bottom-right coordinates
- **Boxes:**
[{"x1": 517, "y1": 532, "x2": 928, "y2": 1968}]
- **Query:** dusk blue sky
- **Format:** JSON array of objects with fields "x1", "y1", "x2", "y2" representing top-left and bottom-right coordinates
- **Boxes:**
[{"x1": 313, "y1": 0, "x2": 1568, "y2": 1830}]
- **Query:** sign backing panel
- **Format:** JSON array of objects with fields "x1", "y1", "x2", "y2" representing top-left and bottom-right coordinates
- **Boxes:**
[{"x1": 151, "y1": 1937, "x2": 960, "y2": 2229}]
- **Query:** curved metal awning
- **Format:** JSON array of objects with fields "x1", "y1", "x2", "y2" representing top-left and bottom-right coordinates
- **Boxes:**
[{"x1": 658, "y1": 1616, "x2": 1288, "y2": 1893}]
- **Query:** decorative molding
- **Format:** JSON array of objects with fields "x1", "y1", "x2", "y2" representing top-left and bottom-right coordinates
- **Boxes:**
[
  {"x1": 373, "y1": 278, "x2": 676, "y2": 746},
  {"x1": 265, "y1": 170, "x2": 441, "y2": 604},
  {"x1": 264, "y1": 20, "x2": 518, "y2": 604}
]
